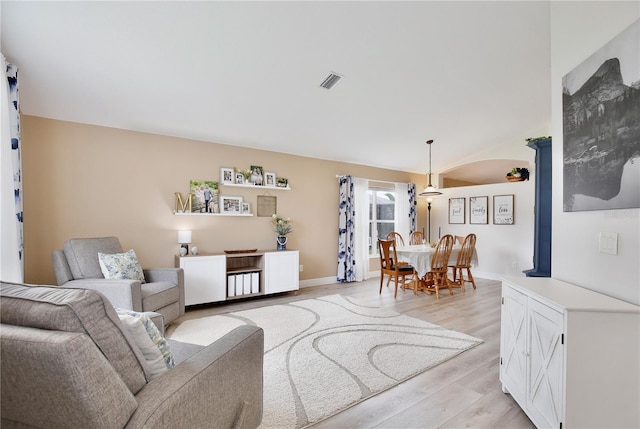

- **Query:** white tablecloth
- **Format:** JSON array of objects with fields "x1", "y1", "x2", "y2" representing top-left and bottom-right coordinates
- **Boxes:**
[{"x1": 396, "y1": 245, "x2": 478, "y2": 278}]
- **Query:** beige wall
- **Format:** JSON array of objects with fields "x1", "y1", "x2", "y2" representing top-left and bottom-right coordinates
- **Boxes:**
[{"x1": 22, "y1": 115, "x2": 423, "y2": 285}]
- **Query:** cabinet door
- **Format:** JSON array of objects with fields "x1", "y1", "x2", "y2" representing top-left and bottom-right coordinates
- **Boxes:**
[
  {"x1": 500, "y1": 284, "x2": 528, "y2": 404},
  {"x1": 264, "y1": 251, "x2": 299, "y2": 294},
  {"x1": 526, "y1": 299, "x2": 564, "y2": 429},
  {"x1": 180, "y1": 255, "x2": 226, "y2": 305}
]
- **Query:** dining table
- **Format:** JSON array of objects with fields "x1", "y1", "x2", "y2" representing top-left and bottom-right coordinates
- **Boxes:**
[{"x1": 396, "y1": 244, "x2": 479, "y2": 291}]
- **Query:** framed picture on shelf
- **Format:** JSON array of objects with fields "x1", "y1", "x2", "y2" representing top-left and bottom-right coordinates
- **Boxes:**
[
  {"x1": 189, "y1": 180, "x2": 219, "y2": 214},
  {"x1": 469, "y1": 196, "x2": 488, "y2": 224},
  {"x1": 448, "y1": 197, "x2": 465, "y2": 224},
  {"x1": 264, "y1": 172, "x2": 276, "y2": 187},
  {"x1": 220, "y1": 195, "x2": 243, "y2": 214},
  {"x1": 220, "y1": 167, "x2": 234, "y2": 184},
  {"x1": 493, "y1": 194, "x2": 514, "y2": 225},
  {"x1": 249, "y1": 165, "x2": 264, "y2": 186},
  {"x1": 276, "y1": 177, "x2": 288, "y2": 188},
  {"x1": 235, "y1": 172, "x2": 245, "y2": 185},
  {"x1": 241, "y1": 202, "x2": 250, "y2": 214}
]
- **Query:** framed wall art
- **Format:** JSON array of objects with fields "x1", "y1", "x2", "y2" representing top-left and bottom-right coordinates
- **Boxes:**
[
  {"x1": 235, "y1": 172, "x2": 245, "y2": 185},
  {"x1": 264, "y1": 172, "x2": 276, "y2": 187},
  {"x1": 220, "y1": 167, "x2": 234, "y2": 184},
  {"x1": 249, "y1": 165, "x2": 264, "y2": 186},
  {"x1": 220, "y1": 195, "x2": 243, "y2": 214},
  {"x1": 448, "y1": 197, "x2": 465, "y2": 224},
  {"x1": 562, "y1": 19, "x2": 640, "y2": 211},
  {"x1": 190, "y1": 180, "x2": 219, "y2": 214},
  {"x1": 257, "y1": 195, "x2": 277, "y2": 217},
  {"x1": 493, "y1": 194, "x2": 514, "y2": 225},
  {"x1": 469, "y1": 196, "x2": 488, "y2": 224},
  {"x1": 241, "y1": 202, "x2": 251, "y2": 214}
]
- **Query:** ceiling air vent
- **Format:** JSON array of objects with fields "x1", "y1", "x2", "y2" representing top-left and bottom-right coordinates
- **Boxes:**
[{"x1": 320, "y1": 72, "x2": 343, "y2": 90}]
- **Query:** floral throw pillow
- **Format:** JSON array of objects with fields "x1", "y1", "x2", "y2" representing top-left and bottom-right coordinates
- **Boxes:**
[
  {"x1": 116, "y1": 308, "x2": 175, "y2": 370},
  {"x1": 98, "y1": 249, "x2": 146, "y2": 283}
]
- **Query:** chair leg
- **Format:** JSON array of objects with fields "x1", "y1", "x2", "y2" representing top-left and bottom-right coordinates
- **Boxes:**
[
  {"x1": 467, "y1": 268, "x2": 476, "y2": 289},
  {"x1": 393, "y1": 275, "x2": 399, "y2": 298},
  {"x1": 379, "y1": 274, "x2": 384, "y2": 294},
  {"x1": 458, "y1": 268, "x2": 466, "y2": 293}
]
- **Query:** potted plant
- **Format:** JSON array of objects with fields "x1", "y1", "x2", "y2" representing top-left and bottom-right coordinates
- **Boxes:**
[
  {"x1": 506, "y1": 167, "x2": 529, "y2": 182},
  {"x1": 272, "y1": 214, "x2": 293, "y2": 250}
]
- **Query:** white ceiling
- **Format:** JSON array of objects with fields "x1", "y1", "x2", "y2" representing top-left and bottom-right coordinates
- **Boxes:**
[{"x1": 1, "y1": 1, "x2": 551, "y2": 177}]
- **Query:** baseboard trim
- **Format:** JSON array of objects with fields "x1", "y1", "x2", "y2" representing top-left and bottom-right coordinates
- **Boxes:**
[{"x1": 300, "y1": 270, "x2": 505, "y2": 288}]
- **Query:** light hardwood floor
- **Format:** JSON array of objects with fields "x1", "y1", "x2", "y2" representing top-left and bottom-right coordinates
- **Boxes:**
[{"x1": 167, "y1": 277, "x2": 535, "y2": 429}]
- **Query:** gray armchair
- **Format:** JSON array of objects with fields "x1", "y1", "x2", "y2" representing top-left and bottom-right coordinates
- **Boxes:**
[{"x1": 52, "y1": 237, "x2": 184, "y2": 326}]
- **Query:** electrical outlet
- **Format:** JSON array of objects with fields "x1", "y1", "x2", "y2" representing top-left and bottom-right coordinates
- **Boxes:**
[
  {"x1": 599, "y1": 232, "x2": 618, "y2": 255},
  {"x1": 299, "y1": 264, "x2": 303, "y2": 272}
]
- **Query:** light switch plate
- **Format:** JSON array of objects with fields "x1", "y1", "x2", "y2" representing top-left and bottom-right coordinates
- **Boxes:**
[{"x1": 599, "y1": 232, "x2": 618, "y2": 255}]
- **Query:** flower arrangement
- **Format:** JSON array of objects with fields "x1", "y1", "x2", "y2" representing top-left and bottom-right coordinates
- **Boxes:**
[{"x1": 272, "y1": 214, "x2": 293, "y2": 236}]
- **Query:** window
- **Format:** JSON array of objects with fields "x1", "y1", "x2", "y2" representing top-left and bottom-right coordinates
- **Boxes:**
[{"x1": 368, "y1": 188, "x2": 396, "y2": 255}]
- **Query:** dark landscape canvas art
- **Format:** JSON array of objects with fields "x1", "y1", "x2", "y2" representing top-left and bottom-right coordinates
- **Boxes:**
[{"x1": 562, "y1": 19, "x2": 640, "y2": 212}]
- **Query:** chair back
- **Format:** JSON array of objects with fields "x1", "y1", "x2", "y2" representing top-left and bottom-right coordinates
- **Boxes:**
[
  {"x1": 378, "y1": 239, "x2": 395, "y2": 271},
  {"x1": 431, "y1": 234, "x2": 454, "y2": 271},
  {"x1": 386, "y1": 232, "x2": 405, "y2": 247},
  {"x1": 409, "y1": 231, "x2": 424, "y2": 245},
  {"x1": 456, "y1": 233, "x2": 476, "y2": 268}
]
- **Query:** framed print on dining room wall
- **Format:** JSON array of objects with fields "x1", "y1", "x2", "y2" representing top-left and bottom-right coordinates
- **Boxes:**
[
  {"x1": 469, "y1": 196, "x2": 488, "y2": 224},
  {"x1": 493, "y1": 194, "x2": 514, "y2": 225},
  {"x1": 220, "y1": 167, "x2": 234, "y2": 184},
  {"x1": 448, "y1": 197, "x2": 465, "y2": 224},
  {"x1": 220, "y1": 195, "x2": 243, "y2": 214}
]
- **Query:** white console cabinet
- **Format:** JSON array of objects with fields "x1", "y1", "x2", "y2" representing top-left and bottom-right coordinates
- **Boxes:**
[
  {"x1": 176, "y1": 250, "x2": 299, "y2": 305},
  {"x1": 500, "y1": 276, "x2": 639, "y2": 429},
  {"x1": 264, "y1": 250, "x2": 299, "y2": 294}
]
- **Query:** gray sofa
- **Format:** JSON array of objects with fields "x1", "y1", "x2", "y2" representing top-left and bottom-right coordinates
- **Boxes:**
[
  {"x1": 0, "y1": 281, "x2": 264, "y2": 429},
  {"x1": 51, "y1": 236, "x2": 185, "y2": 326}
]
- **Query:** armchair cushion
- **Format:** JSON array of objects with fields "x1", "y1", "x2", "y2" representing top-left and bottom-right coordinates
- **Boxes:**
[
  {"x1": 64, "y1": 236, "x2": 123, "y2": 279},
  {"x1": 98, "y1": 249, "x2": 146, "y2": 283}
]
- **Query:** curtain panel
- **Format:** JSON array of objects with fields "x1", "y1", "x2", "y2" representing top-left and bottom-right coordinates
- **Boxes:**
[
  {"x1": 337, "y1": 175, "x2": 355, "y2": 282},
  {"x1": 1, "y1": 55, "x2": 23, "y2": 282}
]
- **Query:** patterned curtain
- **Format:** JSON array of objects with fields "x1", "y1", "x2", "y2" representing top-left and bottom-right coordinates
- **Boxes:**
[
  {"x1": 408, "y1": 183, "x2": 417, "y2": 232},
  {"x1": 337, "y1": 175, "x2": 355, "y2": 282},
  {"x1": 1, "y1": 55, "x2": 23, "y2": 282}
]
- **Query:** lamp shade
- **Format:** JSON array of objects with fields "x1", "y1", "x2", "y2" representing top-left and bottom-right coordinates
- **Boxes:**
[
  {"x1": 178, "y1": 230, "x2": 192, "y2": 244},
  {"x1": 419, "y1": 186, "x2": 442, "y2": 197}
]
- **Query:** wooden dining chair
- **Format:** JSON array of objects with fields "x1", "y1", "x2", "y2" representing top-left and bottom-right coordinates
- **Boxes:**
[
  {"x1": 409, "y1": 231, "x2": 424, "y2": 245},
  {"x1": 386, "y1": 232, "x2": 406, "y2": 247},
  {"x1": 378, "y1": 239, "x2": 415, "y2": 298},
  {"x1": 423, "y1": 234, "x2": 455, "y2": 299},
  {"x1": 449, "y1": 233, "x2": 477, "y2": 292},
  {"x1": 385, "y1": 232, "x2": 408, "y2": 267}
]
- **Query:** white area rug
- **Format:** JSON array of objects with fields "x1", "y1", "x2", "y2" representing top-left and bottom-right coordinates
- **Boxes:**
[{"x1": 168, "y1": 294, "x2": 483, "y2": 428}]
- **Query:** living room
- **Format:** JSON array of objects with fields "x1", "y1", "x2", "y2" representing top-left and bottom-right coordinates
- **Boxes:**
[{"x1": 1, "y1": 1, "x2": 639, "y2": 428}]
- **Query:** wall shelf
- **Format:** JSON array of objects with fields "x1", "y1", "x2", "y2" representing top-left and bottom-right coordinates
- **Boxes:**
[
  {"x1": 222, "y1": 183, "x2": 291, "y2": 191},
  {"x1": 173, "y1": 212, "x2": 253, "y2": 217}
]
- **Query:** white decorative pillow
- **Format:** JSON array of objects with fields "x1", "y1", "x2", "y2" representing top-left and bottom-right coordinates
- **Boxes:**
[
  {"x1": 116, "y1": 308, "x2": 175, "y2": 369},
  {"x1": 118, "y1": 313, "x2": 168, "y2": 380},
  {"x1": 98, "y1": 249, "x2": 146, "y2": 283}
]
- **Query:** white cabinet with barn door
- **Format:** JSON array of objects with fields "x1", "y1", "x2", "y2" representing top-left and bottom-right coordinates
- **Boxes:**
[{"x1": 500, "y1": 276, "x2": 639, "y2": 429}]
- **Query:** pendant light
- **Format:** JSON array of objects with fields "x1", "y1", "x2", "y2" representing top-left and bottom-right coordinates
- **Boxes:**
[{"x1": 419, "y1": 139, "x2": 442, "y2": 197}]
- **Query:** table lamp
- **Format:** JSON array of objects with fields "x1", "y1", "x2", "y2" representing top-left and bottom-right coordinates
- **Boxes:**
[{"x1": 178, "y1": 230, "x2": 192, "y2": 256}]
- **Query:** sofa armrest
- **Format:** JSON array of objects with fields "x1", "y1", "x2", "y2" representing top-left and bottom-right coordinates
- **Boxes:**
[
  {"x1": 64, "y1": 279, "x2": 143, "y2": 312},
  {"x1": 126, "y1": 326, "x2": 264, "y2": 429},
  {"x1": 144, "y1": 268, "x2": 184, "y2": 316}
]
